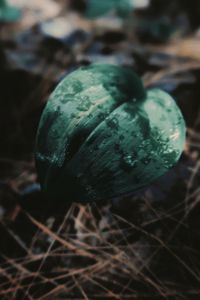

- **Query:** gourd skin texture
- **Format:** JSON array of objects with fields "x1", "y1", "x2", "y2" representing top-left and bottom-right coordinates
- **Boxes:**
[{"x1": 35, "y1": 64, "x2": 185, "y2": 202}]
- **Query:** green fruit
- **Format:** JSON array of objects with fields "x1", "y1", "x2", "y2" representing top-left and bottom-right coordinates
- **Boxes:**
[{"x1": 35, "y1": 64, "x2": 185, "y2": 202}]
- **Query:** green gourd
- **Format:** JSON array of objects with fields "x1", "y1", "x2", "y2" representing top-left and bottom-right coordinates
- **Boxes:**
[
  {"x1": 0, "y1": 0, "x2": 21, "y2": 22},
  {"x1": 35, "y1": 64, "x2": 186, "y2": 202}
]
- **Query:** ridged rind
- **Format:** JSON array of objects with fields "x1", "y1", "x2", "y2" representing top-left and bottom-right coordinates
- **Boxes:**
[{"x1": 35, "y1": 64, "x2": 185, "y2": 202}]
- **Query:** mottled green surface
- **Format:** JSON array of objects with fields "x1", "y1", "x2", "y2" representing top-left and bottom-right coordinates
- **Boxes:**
[
  {"x1": 35, "y1": 64, "x2": 185, "y2": 202},
  {"x1": 0, "y1": 0, "x2": 21, "y2": 22},
  {"x1": 85, "y1": 0, "x2": 134, "y2": 19}
]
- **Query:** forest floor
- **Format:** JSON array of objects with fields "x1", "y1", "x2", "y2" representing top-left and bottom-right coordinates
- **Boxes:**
[{"x1": 0, "y1": 0, "x2": 200, "y2": 299}]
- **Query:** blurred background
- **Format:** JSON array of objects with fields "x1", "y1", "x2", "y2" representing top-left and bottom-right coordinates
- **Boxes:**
[{"x1": 0, "y1": 0, "x2": 200, "y2": 299}]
